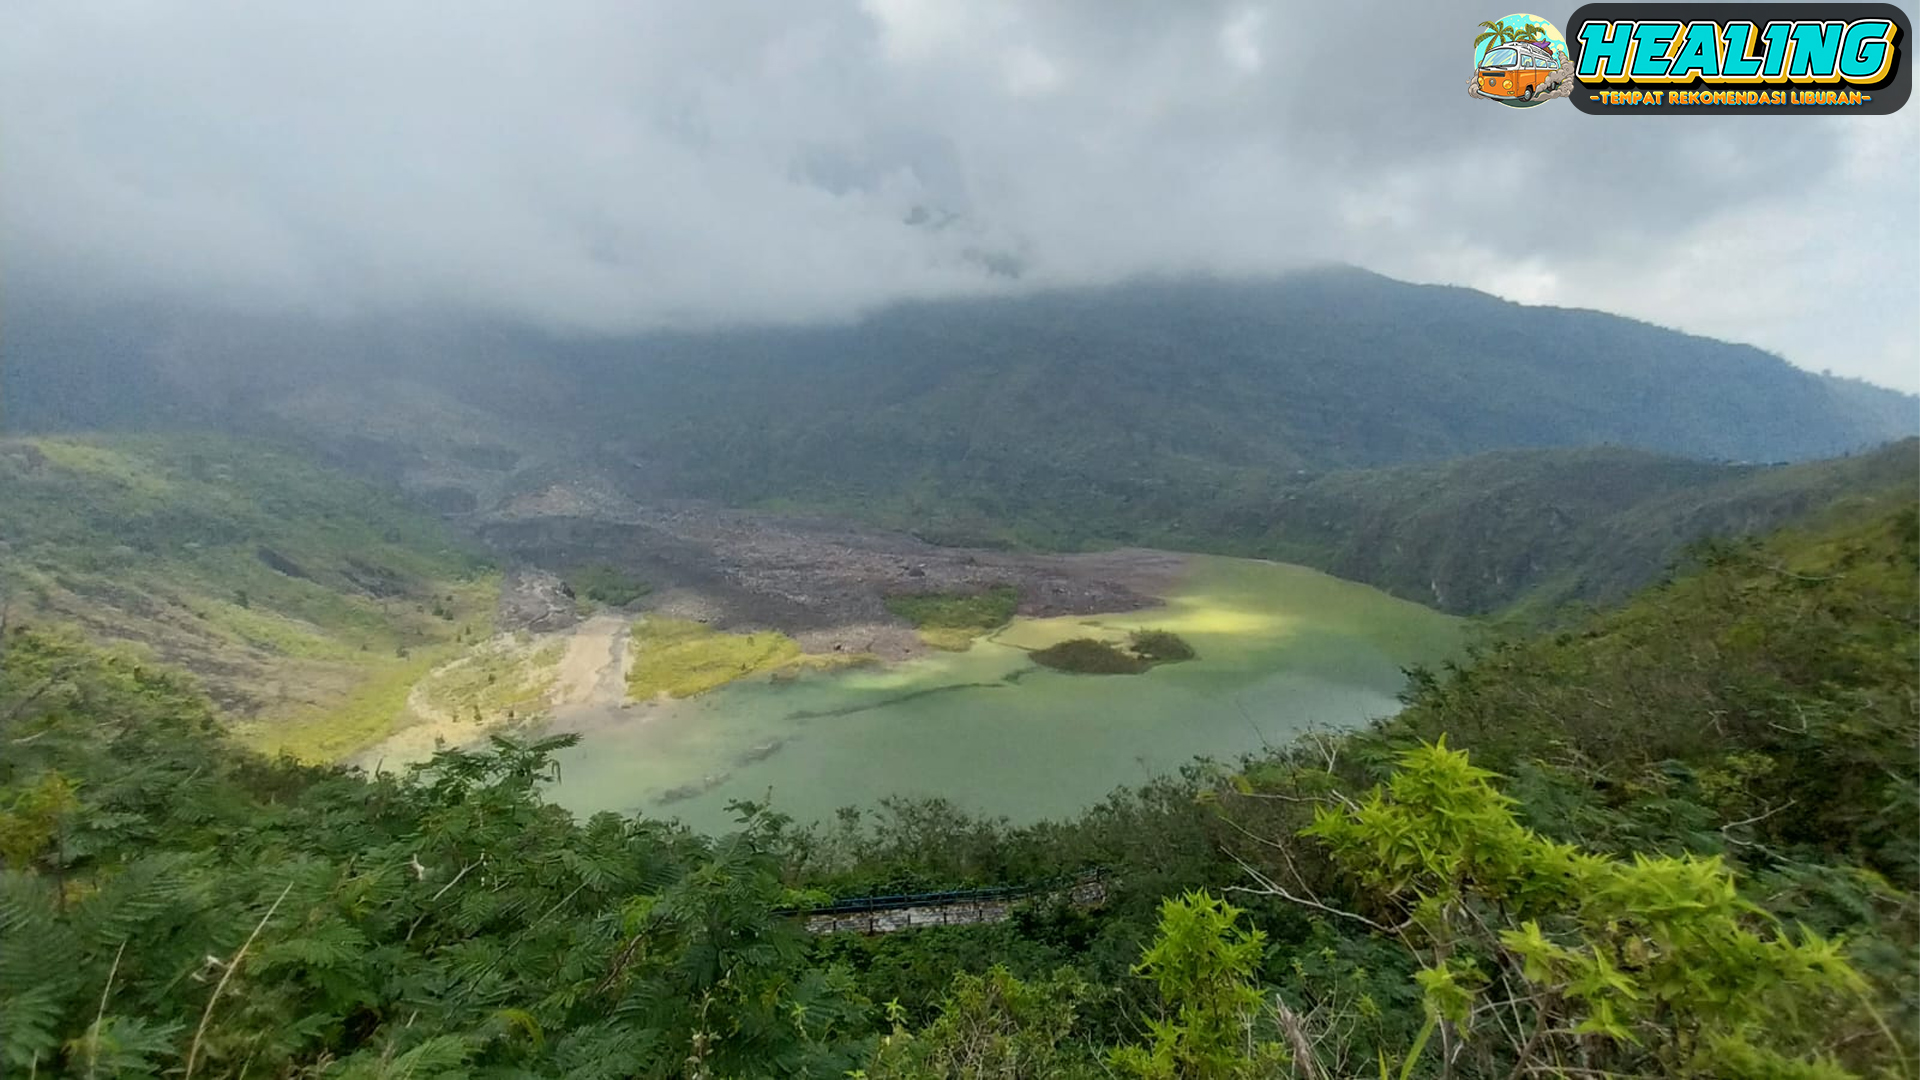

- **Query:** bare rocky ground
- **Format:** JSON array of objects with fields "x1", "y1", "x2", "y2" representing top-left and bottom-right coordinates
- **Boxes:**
[
  {"x1": 496, "y1": 568, "x2": 581, "y2": 634},
  {"x1": 482, "y1": 482, "x2": 1187, "y2": 653},
  {"x1": 263, "y1": 386, "x2": 1186, "y2": 648},
  {"x1": 254, "y1": 391, "x2": 1188, "y2": 693}
]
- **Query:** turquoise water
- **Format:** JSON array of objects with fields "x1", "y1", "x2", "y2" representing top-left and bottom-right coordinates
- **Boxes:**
[{"x1": 546, "y1": 555, "x2": 1463, "y2": 833}]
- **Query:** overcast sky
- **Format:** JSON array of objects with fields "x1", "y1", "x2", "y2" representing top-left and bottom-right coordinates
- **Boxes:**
[{"x1": 3, "y1": 1, "x2": 1916, "y2": 390}]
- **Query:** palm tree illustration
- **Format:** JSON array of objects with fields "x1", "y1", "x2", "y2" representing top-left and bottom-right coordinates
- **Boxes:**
[{"x1": 1475, "y1": 17, "x2": 1546, "y2": 54}]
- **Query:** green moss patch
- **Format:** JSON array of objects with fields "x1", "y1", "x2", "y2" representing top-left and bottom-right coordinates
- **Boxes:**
[
  {"x1": 566, "y1": 564, "x2": 653, "y2": 607},
  {"x1": 628, "y1": 617, "x2": 804, "y2": 699},
  {"x1": 885, "y1": 585, "x2": 1019, "y2": 651}
]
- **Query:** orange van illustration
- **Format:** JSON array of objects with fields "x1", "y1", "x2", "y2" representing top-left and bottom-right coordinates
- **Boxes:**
[{"x1": 1475, "y1": 40, "x2": 1562, "y2": 102}]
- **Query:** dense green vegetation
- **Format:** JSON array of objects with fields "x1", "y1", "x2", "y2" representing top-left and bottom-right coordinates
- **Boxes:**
[
  {"x1": 570, "y1": 271, "x2": 1912, "y2": 487},
  {"x1": 1029, "y1": 630, "x2": 1195, "y2": 674},
  {"x1": 884, "y1": 586, "x2": 1019, "y2": 650},
  {"x1": 0, "y1": 433, "x2": 495, "y2": 750},
  {"x1": 565, "y1": 564, "x2": 652, "y2": 608},
  {"x1": 1127, "y1": 629, "x2": 1195, "y2": 663},
  {"x1": 1031, "y1": 638, "x2": 1153, "y2": 674},
  {"x1": 1248, "y1": 438, "x2": 1920, "y2": 618},
  {"x1": 761, "y1": 440, "x2": 1917, "y2": 621},
  {"x1": 2, "y1": 485, "x2": 1910, "y2": 1075},
  {"x1": 577, "y1": 299, "x2": 1913, "y2": 611}
]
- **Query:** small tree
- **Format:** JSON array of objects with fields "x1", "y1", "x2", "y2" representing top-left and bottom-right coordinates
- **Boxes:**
[
  {"x1": 1111, "y1": 892, "x2": 1289, "y2": 1079},
  {"x1": 863, "y1": 966, "x2": 1098, "y2": 1079}
]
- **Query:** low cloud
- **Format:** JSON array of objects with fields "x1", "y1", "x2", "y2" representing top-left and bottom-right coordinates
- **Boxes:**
[{"x1": 2, "y1": 0, "x2": 1914, "y2": 388}]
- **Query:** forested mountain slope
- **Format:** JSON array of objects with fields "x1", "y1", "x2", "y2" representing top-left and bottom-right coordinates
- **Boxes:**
[
  {"x1": 1241, "y1": 437, "x2": 1920, "y2": 616},
  {"x1": 554, "y1": 268, "x2": 1913, "y2": 504},
  {"x1": 1, "y1": 472, "x2": 1912, "y2": 1077},
  {"x1": 5, "y1": 270, "x2": 1912, "y2": 625}
]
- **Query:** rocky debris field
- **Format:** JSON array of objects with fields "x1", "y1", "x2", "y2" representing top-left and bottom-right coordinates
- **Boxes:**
[
  {"x1": 496, "y1": 568, "x2": 581, "y2": 634},
  {"x1": 480, "y1": 486, "x2": 1185, "y2": 644}
]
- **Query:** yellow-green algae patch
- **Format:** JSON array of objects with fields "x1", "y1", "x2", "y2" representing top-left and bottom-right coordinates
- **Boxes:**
[{"x1": 626, "y1": 617, "x2": 875, "y2": 700}]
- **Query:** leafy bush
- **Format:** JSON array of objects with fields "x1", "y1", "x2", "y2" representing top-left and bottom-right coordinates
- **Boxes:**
[
  {"x1": 1110, "y1": 892, "x2": 1288, "y2": 1079},
  {"x1": 863, "y1": 965, "x2": 1102, "y2": 1079},
  {"x1": 566, "y1": 563, "x2": 652, "y2": 607},
  {"x1": 1032, "y1": 631, "x2": 1194, "y2": 674},
  {"x1": 1031, "y1": 638, "x2": 1151, "y2": 674},
  {"x1": 1127, "y1": 629, "x2": 1195, "y2": 663},
  {"x1": 1306, "y1": 740, "x2": 1876, "y2": 1077}
]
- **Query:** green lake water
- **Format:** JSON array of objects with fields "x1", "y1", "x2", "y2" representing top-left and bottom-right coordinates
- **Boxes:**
[{"x1": 546, "y1": 555, "x2": 1463, "y2": 834}]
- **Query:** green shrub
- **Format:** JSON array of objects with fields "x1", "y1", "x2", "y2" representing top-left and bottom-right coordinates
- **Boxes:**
[
  {"x1": 1031, "y1": 639, "x2": 1150, "y2": 674},
  {"x1": 886, "y1": 586, "x2": 1021, "y2": 652},
  {"x1": 1031, "y1": 631, "x2": 1195, "y2": 674},
  {"x1": 1305, "y1": 740, "x2": 1877, "y2": 1077},
  {"x1": 1127, "y1": 629, "x2": 1194, "y2": 663},
  {"x1": 885, "y1": 586, "x2": 1019, "y2": 631},
  {"x1": 567, "y1": 563, "x2": 652, "y2": 607}
]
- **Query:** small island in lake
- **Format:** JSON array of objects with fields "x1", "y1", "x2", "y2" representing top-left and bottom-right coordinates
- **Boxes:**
[{"x1": 1031, "y1": 629, "x2": 1197, "y2": 674}]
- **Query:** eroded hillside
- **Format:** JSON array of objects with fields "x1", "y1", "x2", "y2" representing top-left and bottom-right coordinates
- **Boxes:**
[{"x1": 0, "y1": 434, "x2": 496, "y2": 757}]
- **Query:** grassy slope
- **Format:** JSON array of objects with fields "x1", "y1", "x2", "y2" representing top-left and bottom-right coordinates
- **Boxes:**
[
  {"x1": 0, "y1": 433, "x2": 496, "y2": 757},
  {"x1": 625, "y1": 617, "x2": 874, "y2": 700},
  {"x1": 626, "y1": 617, "x2": 804, "y2": 699}
]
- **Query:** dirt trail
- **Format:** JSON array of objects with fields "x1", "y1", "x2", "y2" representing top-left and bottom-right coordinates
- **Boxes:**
[
  {"x1": 358, "y1": 616, "x2": 632, "y2": 772},
  {"x1": 546, "y1": 615, "x2": 649, "y2": 739},
  {"x1": 552, "y1": 614, "x2": 632, "y2": 708}
]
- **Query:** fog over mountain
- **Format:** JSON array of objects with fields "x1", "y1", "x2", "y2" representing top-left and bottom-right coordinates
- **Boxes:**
[{"x1": 2, "y1": 0, "x2": 1916, "y2": 390}]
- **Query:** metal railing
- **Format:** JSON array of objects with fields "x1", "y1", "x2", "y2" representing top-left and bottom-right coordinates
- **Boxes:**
[{"x1": 776, "y1": 867, "x2": 1110, "y2": 918}]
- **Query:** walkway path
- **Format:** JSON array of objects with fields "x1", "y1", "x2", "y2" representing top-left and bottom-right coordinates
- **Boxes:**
[
  {"x1": 795, "y1": 873, "x2": 1109, "y2": 935},
  {"x1": 551, "y1": 614, "x2": 632, "y2": 708}
]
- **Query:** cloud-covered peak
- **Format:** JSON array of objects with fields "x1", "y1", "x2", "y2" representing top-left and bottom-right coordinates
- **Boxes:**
[{"x1": 2, "y1": 0, "x2": 1914, "y2": 388}]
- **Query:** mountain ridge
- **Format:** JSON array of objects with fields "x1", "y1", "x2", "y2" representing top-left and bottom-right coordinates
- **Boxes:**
[{"x1": 5, "y1": 268, "x2": 1913, "y2": 622}]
